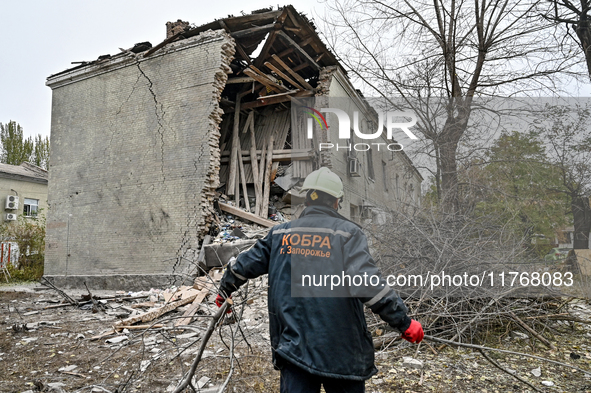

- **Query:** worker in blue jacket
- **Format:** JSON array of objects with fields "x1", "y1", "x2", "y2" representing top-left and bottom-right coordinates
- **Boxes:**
[{"x1": 216, "y1": 167, "x2": 423, "y2": 393}]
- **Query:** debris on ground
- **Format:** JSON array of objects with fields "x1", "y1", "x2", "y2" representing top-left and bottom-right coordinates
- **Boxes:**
[{"x1": 2, "y1": 280, "x2": 591, "y2": 393}]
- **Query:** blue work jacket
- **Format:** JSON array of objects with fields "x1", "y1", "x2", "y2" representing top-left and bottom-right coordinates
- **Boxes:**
[{"x1": 219, "y1": 205, "x2": 411, "y2": 380}]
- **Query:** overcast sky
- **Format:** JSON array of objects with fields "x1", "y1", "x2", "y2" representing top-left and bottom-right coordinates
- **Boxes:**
[
  {"x1": 0, "y1": 1, "x2": 322, "y2": 139},
  {"x1": 3, "y1": 1, "x2": 590, "y2": 141}
]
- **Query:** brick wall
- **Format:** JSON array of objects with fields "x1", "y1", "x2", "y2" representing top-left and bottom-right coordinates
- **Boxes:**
[{"x1": 44, "y1": 31, "x2": 235, "y2": 285}]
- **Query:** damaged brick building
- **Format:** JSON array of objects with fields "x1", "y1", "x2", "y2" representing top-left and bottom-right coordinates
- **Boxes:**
[{"x1": 44, "y1": 6, "x2": 423, "y2": 289}]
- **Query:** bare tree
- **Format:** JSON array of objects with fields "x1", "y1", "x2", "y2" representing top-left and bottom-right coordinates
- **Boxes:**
[
  {"x1": 531, "y1": 103, "x2": 591, "y2": 249},
  {"x1": 545, "y1": 0, "x2": 591, "y2": 80},
  {"x1": 320, "y1": 0, "x2": 579, "y2": 211}
]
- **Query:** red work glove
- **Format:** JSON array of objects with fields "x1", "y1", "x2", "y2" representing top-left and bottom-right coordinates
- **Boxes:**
[
  {"x1": 401, "y1": 319, "x2": 424, "y2": 343},
  {"x1": 215, "y1": 294, "x2": 232, "y2": 314}
]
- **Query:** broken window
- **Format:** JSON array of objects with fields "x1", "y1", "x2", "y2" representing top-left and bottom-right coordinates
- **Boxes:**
[{"x1": 24, "y1": 198, "x2": 39, "y2": 217}]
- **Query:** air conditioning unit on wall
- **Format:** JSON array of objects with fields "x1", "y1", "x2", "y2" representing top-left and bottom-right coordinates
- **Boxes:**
[
  {"x1": 5, "y1": 195, "x2": 18, "y2": 210},
  {"x1": 348, "y1": 158, "x2": 361, "y2": 177},
  {"x1": 5, "y1": 213, "x2": 17, "y2": 221}
]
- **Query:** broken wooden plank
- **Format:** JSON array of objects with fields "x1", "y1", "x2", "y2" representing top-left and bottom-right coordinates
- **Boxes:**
[
  {"x1": 219, "y1": 151, "x2": 314, "y2": 164},
  {"x1": 243, "y1": 68, "x2": 287, "y2": 94},
  {"x1": 271, "y1": 54, "x2": 313, "y2": 89},
  {"x1": 261, "y1": 135, "x2": 275, "y2": 219},
  {"x1": 175, "y1": 285, "x2": 213, "y2": 327},
  {"x1": 241, "y1": 89, "x2": 313, "y2": 110},
  {"x1": 275, "y1": 31, "x2": 321, "y2": 71},
  {"x1": 226, "y1": 76, "x2": 255, "y2": 84},
  {"x1": 230, "y1": 23, "x2": 275, "y2": 39},
  {"x1": 264, "y1": 61, "x2": 304, "y2": 90},
  {"x1": 227, "y1": 93, "x2": 242, "y2": 196},
  {"x1": 254, "y1": 30, "x2": 278, "y2": 68},
  {"x1": 257, "y1": 135, "x2": 268, "y2": 216},
  {"x1": 256, "y1": 89, "x2": 299, "y2": 100},
  {"x1": 244, "y1": 112, "x2": 262, "y2": 216},
  {"x1": 218, "y1": 202, "x2": 276, "y2": 227},
  {"x1": 237, "y1": 137, "x2": 251, "y2": 212},
  {"x1": 221, "y1": 148, "x2": 311, "y2": 157},
  {"x1": 144, "y1": 31, "x2": 184, "y2": 57},
  {"x1": 249, "y1": 65, "x2": 290, "y2": 92},
  {"x1": 241, "y1": 111, "x2": 253, "y2": 134},
  {"x1": 113, "y1": 294, "x2": 199, "y2": 328}
]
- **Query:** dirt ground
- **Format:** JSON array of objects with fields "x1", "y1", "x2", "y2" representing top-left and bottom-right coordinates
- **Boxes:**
[{"x1": 1, "y1": 283, "x2": 591, "y2": 393}]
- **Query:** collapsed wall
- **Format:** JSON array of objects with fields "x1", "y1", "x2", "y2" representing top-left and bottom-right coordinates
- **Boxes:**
[{"x1": 44, "y1": 31, "x2": 235, "y2": 289}]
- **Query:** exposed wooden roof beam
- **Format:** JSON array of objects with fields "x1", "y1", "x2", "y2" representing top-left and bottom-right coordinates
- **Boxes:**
[
  {"x1": 229, "y1": 23, "x2": 275, "y2": 39},
  {"x1": 263, "y1": 61, "x2": 304, "y2": 90},
  {"x1": 253, "y1": 30, "x2": 278, "y2": 68},
  {"x1": 241, "y1": 89, "x2": 313, "y2": 110},
  {"x1": 275, "y1": 30, "x2": 321, "y2": 71},
  {"x1": 243, "y1": 68, "x2": 286, "y2": 93},
  {"x1": 271, "y1": 54, "x2": 313, "y2": 90}
]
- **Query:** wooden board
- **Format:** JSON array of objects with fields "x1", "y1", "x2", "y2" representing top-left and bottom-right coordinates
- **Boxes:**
[
  {"x1": 113, "y1": 294, "x2": 198, "y2": 328},
  {"x1": 219, "y1": 108, "x2": 291, "y2": 184},
  {"x1": 174, "y1": 287, "x2": 212, "y2": 327},
  {"x1": 218, "y1": 202, "x2": 276, "y2": 227}
]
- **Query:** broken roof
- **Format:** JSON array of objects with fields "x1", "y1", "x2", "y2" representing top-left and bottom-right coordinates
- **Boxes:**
[{"x1": 48, "y1": 5, "x2": 339, "y2": 83}]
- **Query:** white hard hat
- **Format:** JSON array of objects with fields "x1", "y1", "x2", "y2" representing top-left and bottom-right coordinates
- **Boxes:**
[{"x1": 301, "y1": 167, "x2": 344, "y2": 199}]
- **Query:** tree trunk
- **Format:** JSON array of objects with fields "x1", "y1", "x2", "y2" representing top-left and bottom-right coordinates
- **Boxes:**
[
  {"x1": 574, "y1": 15, "x2": 591, "y2": 81},
  {"x1": 439, "y1": 137, "x2": 460, "y2": 213},
  {"x1": 572, "y1": 195, "x2": 591, "y2": 249},
  {"x1": 438, "y1": 103, "x2": 471, "y2": 213}
]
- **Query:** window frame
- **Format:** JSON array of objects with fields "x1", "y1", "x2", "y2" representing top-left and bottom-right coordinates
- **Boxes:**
[{"x1": 23, "y1": 198, "x2": 39, "y2": 218}]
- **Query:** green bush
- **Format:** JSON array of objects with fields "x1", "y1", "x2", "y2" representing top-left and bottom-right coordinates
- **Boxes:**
[{"x1": 0, "y1": 214, "x2": 45, "y2": 282}]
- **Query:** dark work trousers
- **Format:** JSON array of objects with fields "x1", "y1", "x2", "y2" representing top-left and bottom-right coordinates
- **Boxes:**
[{"x1": 279, "y1": 361, "x2": 365, "y2": 393}]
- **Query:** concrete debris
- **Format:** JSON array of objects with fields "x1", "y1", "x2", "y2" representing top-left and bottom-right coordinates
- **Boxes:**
[
  {"x1": 58, "y1": 364, "x2": 78, "y2": 372},
  {"x1": 176, "y1": 332, "x2": 199, "y2": 340},
  {"x1": 26, "y1": 320, "x2": 59, "y2": 329},
  {"x1": 140, "y1": 360, "x2": 151, "y2": 372},
  {"x1": 197, "y1": 376, "x2": 211, "y2": 388},
  {"x1": 402, "y1": 356, "x2": 424, "y2": 369},
  {"x1": 105, "y1": 335, "x2": 129, "y2": 344}
]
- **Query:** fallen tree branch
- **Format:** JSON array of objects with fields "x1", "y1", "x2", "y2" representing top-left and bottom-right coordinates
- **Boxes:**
[
  {"x1": 509, "y1": 311, "x2": 557, "y2": 350},
  {"x1": 438, "y1": 298, "x2": 497, "y2": 351},
  {"x1": 477, "y1": 348, "x2": 542, "y2": 392},
  {"x1": 173, "y1": 299, "x2": 232, "y2": 393},
  {"x1": 424, "y1": 335, "x2": 591, "y2": 376},
  {"x1": 40, "y1": 277, "x2": 79, "y2": 307},
  {"x1": 218, "y1": 321, "x2": 236, "y2": 393}
]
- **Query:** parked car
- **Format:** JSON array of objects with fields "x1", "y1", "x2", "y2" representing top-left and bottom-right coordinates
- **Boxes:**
[{"x1": 544, "y1": 247, "x2": 571, "y2": 261}]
